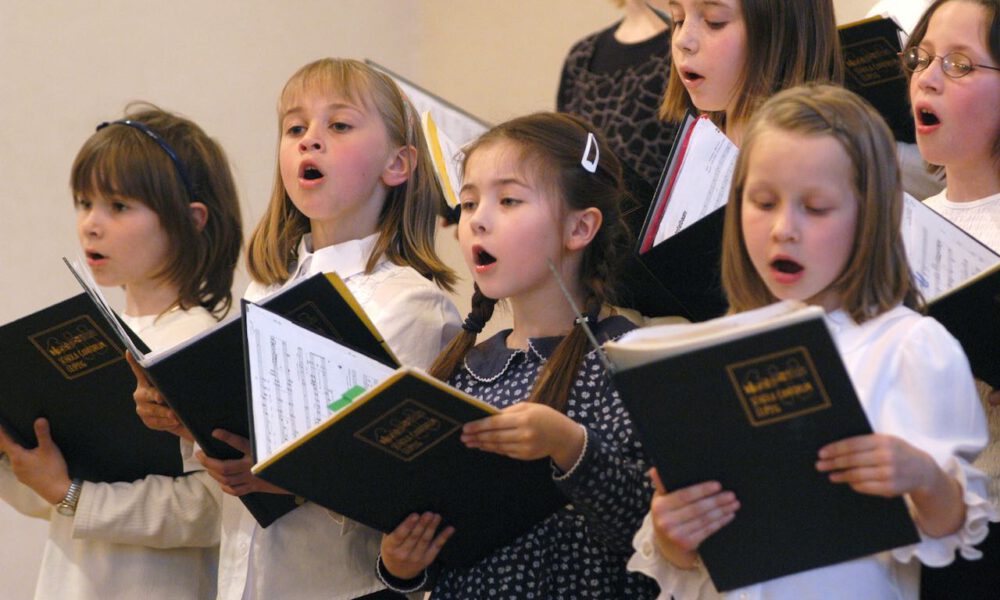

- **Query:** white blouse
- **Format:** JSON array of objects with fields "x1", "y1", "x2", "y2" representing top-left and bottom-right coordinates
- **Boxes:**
[
  {"x1": 0, "y1": 306, "x2": 223, "y2": 600},
  {"x1": 628, "y1": 305, "x2": 993, "y2": 600},
  {"x1": 217, "y1": 233, "x2": 460, "y2": 600}
]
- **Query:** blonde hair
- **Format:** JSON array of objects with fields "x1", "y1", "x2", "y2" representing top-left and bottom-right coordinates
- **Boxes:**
[
  {"x1": 71, "y1": 103, "x2": 243, "y2": 319},
  {"x1": 721, "y1": 84, "x2": 919, "y2": 323},
  {"x1": 660, "y1": 0, "x2": 843, "y2": 130},
  {"x1": 246, "y1": 58, "x2": 455, "y2": 290}
]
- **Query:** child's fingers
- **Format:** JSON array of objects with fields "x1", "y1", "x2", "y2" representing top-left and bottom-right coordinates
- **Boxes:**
[
  {"x1": 213, "y1": 429, "x2": 251, "y2": 455},
  {"x1": 648, "y1": 468, "x2": 667, "y2": 495},
  {"x1": 388, "y1": 513, "x2": 420, "y2": 539},
  {"x1": 33, "y1": 418, "x2": 56, "y2": 450},
  {"x1": 462, "y1": 414, "x2": 508, "y2": 435},
  {"x1": 817, "y1": 434, "x2": 879, "y2": 459},
  {"x1": 419, "y1": 525, "x2": 455, "y2": 562},
  {"x1": 125, "y1": 351, "x2": 152, "y2": 387},
  {"x1": 652, "y1": 492, "x2": 739, "y2": 550},
  {"x1": 816, "y1": 449, "x2": 887, "y2": 472},
  {"x1": 663, "y1": 481, "x2": 724, "y2": 509},
  {"x1": 0, "y1": 425, "x2": 20, "y2": 454}
]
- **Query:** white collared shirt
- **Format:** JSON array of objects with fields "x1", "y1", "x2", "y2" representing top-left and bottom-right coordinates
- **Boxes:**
[
  {"x1": 217, "y1": 233, "x2": 460, "y2": 600},
  {"x1": 628, "y1": 305, "x2": 992, "y2": 600}
]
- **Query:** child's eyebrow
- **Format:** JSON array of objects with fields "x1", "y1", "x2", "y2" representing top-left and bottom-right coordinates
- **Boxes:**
[
  {"x1": 280, "y1": 102, "x2": 361, "y2": 121},
  {"x1": 459, "y1": 177, "x2": 529, "y2": 195},
  {"x1": 697, "y1": 0, "x2": 734, "y2": 10}
]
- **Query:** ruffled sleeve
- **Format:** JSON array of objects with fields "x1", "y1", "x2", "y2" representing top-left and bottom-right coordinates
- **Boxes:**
[
  {"x1": 628, "y1": 512, "x2": 720, "y2": 600},
  {"x1": 861, "y1": 315, "x2": 995, "y2": 564}
]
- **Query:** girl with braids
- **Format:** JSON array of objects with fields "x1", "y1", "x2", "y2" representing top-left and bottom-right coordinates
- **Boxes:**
[{"x1": 376, "y1": 112, "x2": 658, "y2": 598}]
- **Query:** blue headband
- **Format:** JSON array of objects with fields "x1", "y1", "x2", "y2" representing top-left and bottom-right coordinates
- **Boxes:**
[{"x1": 96, "y1": 119, "x2": 196, "y2": 201}]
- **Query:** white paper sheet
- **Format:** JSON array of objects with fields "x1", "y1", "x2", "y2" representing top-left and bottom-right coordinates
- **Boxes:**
[{"x1": 244, "y1": 303, "x2": 395, "y2": 463}]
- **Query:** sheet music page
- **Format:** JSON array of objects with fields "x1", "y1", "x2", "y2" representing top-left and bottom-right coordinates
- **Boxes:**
[
  {"x1": 901, "y1": 194, "x2": 1000, "y2": 300},
  {"x1": 244, "y1": 303, "x2": 395, "y2": 463},
  {"x1": 423, "y1": 111, "x2": 464, "y2": 212},
  {"x1": 63, "y1": 256, "x2": 146, "y2": 360},
  {"x1": 387, "y1": 76, "x2": 488, "y2": 145},
  {"x1": 653, "y1": 118, "x2": 738, "y2": 246}
]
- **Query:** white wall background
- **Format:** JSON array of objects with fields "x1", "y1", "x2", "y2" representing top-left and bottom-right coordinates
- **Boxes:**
[{"x1": 0, "y1": 0, "x2": 874, "y2": 595}]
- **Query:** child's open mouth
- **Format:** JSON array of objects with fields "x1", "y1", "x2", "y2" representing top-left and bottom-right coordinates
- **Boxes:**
[
  {"x1": 474, "y1": 248, "x2": 497, "y2": 267},
  {"x1": 86, "y1": 251, "x2": 106, "y2": 261},
  {"x1": 300, "y1": 163, "x2": 324, "y2": 181},
  {"x1": 917, "y1": 108, "x2": 940, "y2": 127},
  {"x1": 771, "y1": 259, "x2": 803, "y2": 274},
  {"x1": 682, "y1": 70, "x2": 704, "y2": 83}
]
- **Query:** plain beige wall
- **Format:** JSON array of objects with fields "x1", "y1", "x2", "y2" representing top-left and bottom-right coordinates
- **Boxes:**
[{"x1": 0, "y1": 0, "x2": 879, "y2": 595}]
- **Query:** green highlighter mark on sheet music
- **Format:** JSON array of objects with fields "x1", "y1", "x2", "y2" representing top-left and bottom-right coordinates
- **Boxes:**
[{"x1": 329, "y1": 385, "x2": 367, "y2": 413}]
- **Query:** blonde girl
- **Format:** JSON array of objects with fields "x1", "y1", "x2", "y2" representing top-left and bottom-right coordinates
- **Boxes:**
[
  {"x1": 629, "y1": 84, "x2": 991, "y2": 599},
  {"x1": 156, "y1": 58, "x2": 461, "y2": 600}
]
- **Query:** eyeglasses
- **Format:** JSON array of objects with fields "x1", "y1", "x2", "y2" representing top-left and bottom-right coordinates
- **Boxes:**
[{"x1": 899, "y1": 47, "x2": 1000, "y2": 79}]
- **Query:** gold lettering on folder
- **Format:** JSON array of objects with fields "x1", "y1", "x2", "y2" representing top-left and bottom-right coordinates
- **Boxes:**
[
  {"x1": 354, "y1": 399, "x2": 461, "y2": 462},
  {"x1": 29, "y1": 316, "x2": 124, "y2": 380},
  {"x1": 843, "y1": 38, "x2": 905, "y2": 88},
  {"x1": 287, "y1": 301, "x2": 340, "y2": 340},
  {"x1": 727, "y1": 347, "x2": 831, "y2": 426}
]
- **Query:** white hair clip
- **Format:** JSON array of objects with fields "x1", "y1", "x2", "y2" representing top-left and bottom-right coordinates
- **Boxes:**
[{"x1": 581, "y1": 132, "x2": 599, "y2": 173}]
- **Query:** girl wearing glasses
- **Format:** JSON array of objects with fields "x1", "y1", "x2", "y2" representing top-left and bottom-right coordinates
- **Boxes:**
[{"x1": 902, "y1": 2, "x2": 1000, "y2": 598}]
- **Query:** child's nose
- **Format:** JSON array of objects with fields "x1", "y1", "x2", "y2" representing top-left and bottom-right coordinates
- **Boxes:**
[
  {"x1": 771, "y1": 208, "x2": 799, "y2": 242},
  {"x1": 673, "y1": 21, "x2": 698, "y2": 55},
  {"x1": 298, "y1": 129, "x2": 324, "y2": 152}
]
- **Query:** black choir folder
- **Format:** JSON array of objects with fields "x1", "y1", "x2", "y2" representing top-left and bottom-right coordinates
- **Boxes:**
[
  {"x1": 637, "y1": 113, "x2": 736, "y2": 322},
  {"x1": 927, "y1": 263, "x2": 1000, "y2": 388},
  {"x1": 0, "y1": 294, "x2": 183, "y2": 483},
  {"x1": 839, "y1": 15, "x2": 915, "y2": 144},
  {"x1": 901, "y1": 196, "x2": 1000, "y2": 388},
  {"x1": 244, "y1": 303, "x2": 567, "y2": 568},
  {"x1": 605, "y1": 302, "x2": 919, "y2": 592},
  {"x1": 65, "y1": 258, "x2": 396, "y2": 527}
]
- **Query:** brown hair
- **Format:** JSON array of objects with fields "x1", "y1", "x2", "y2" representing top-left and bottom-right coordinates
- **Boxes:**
[
  {"x1": 429, "y1": 112, "x2": 630, "y2": 412},
  {"x1": 246, "y1": 58, "x2": 455, "y2": 291},
  {"x1": 70, "y1": 103, "x2": 243, "y2": 318},
  {"x1": 660, "y1": 0, "x2": 844, "y2": 131},
  {"x1": 721, "y1": 84, "x2": 919, "y2": 323},
  {"x1": 905, "y1": 0, "x2": 1000, "y2": 162}
]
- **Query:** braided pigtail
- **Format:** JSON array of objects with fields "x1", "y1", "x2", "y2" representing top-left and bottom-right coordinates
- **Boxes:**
[{"x1": 429, "y1": 284, "x2": 498, "y2": 381}]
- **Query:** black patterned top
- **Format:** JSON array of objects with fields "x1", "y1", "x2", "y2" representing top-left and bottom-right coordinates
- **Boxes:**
[
  {"x1": 423, "y1": 315, "x2": 658, "y2": 599},
  {"x1": 557, "y1": 22, "x2": 677, "y2": 194}
]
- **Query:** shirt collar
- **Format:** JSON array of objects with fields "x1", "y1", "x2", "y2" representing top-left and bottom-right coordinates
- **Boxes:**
[
  {"x1": 462, "y1": 314, "x2": 634, "y2": 382},
  {"x1": 289, "y1": 232, "x2": 380, "y2": 281}
]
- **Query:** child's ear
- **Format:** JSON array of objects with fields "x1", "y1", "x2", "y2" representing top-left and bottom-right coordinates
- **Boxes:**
[
  {"x1": 381, "y1": 145, "x2": 417, "y2": 187},
  {"x1": 564, "y1": 207, "x2": 602, "y2": 251},
  {"x1": 189, "y1": 202, "x2": 209, "y2": 232}
]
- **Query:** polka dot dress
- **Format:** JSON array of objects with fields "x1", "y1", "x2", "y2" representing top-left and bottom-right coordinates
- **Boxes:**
[{"x1": 429, "y1": 316, "x2": 659, "y2": 599}]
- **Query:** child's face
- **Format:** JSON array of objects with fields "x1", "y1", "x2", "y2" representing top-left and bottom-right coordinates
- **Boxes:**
[
  {"x1": 741, "y1": 129, "x2": 858, "y2": 313},
  {"x1": 910, "y1": 1, "x2": 1000, "y2": 172},
  {"x1": 670, "y1": 0, "x2": 748, "y2": 115},
  {"x1": 75, "y1": 191, "x2": 171, "y2": 291},
  {"x1": 279, "y1": 89, "x2": 399, "y2": 239},
  {"x1": 457, "y1": 141, "x2": 567, "y2": 303}
]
